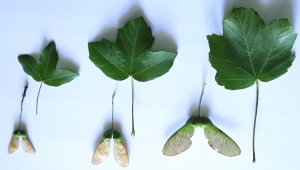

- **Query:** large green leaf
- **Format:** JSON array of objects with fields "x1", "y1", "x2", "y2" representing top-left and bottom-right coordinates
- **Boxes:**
[
  {"x1": 207, "y1": 7, "x2": 296, "y2": 90},
  {"x1": 207, "y1": 8, "x2": 296, "y2": 162},
  {"x1": 88, "y1": 17, "x2": 177, "y2": 82},
  {"x1": 18, "y1": 42, "x2": 79, "y2": 86}
]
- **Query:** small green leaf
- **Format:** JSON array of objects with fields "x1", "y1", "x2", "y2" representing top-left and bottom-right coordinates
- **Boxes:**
[
  {"x1": 207, "y1": 7, "x2": 296, "y2": 90},
  {"x1": 89, "y1": 17, "x2": 177, "y2": 82},
  {"x1": 162, "y1": 122, "x2": 195, "y2": 156},
  {"x1": 18, "y1": 42, "x2": 80, "y2": 114},
  {"x1": 18, "y1": 42, "x2": 79, "y2": 87}
]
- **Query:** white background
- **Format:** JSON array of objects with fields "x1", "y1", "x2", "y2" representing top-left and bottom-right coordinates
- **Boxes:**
[{"x1": 0, "y1": 0, "x2": 299, "y2": 169}]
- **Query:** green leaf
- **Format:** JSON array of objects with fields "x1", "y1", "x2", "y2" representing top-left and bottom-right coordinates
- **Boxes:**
[
  {"x1": 88, "y1": 17, "x2": 177, "y2": 82},
  {"x1": 89, "y1": 17, "x2": 177, "y2": 136},
  {"x1": 162, "y1": 122, "x2": 195, "y2": 156},
  {"x1": 18, "y1": 42, "x2": 80, "y2": 114},
  {"x1": 207, "y1": 7, "x2": 296, "y2": 90},
  {"x1": 18, "y1": 42, "x2": 79, "y2": 86},
  {"x1": 207, "y1": 8, "x2": 296, "y2": 162}
]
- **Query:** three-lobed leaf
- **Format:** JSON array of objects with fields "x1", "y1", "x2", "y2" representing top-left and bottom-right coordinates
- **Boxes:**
[
  {"x1": 88, "y1": 17, "x2": 177, "y2": 82},
  {"x1": 18, "y1": 42, "x2": 79, "y2": 86},
  {"x1": 207, "y1": 7, "x2": 296, "y2": 90}
]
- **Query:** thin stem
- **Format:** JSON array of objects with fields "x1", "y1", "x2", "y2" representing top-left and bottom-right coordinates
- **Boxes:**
[
  {"x1": 112, "y1": 91, "x2": 117, "y2": 130},
  {"x1": 252, "y1": 80, "x2": 259, "y2": 163},
  {"x1": 198, "y1": 83, "x2": 206, "y2": 117},
  {"x1": 19, "y1": 86, "x2": 28, "y2": 129},
  {"x1": 36, "y1": 82, "x2": 43, "y2": 115},
  {"x1": 130, "y1": 76, "x2": 135, "y2": 137}
]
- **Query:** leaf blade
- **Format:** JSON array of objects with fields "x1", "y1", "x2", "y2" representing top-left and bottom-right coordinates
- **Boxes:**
[
  {"x1": 132, "y1": 51, "x2": 177, "y2": 81},
  {"x1": 18, "y1": 55, "x2": 42, "y2": 82},
  {"x1": 207, "y1": 34, "x2": 255, "y2": 89},
  {"x1": 43, "y1": 69, "x2": 79, "y2": 86},
  {"x1": 208, "y1": 7, "x2": 296, "y2": 89},
  {"x1": 38, "y1": 41, "x2": 58, "y2": 77},
  {"x1": 116, "y1": 16, "x2": 154, "y2": 60},
  {"x1": 89, "y1": 17, "x2": 177, "y2": 82},
  {"x1": 19, "y1": 42, "x2": 79, "y2": 85},
  {"x1": 89, "y1": 40, "x2": 129, "y2": 80}
]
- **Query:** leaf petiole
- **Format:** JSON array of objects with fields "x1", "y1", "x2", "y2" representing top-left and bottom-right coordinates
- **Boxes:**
[
  {"x1": 19, "y1": 85, "x2": 28, "y2": 129},
  {"x1": 130, "y1": 76, "x2": 135, "y2": 137},
  {"x1": 252, "y1": 80, "x2": 259, "y2": 163},
  {"x1": 36, "y1": 82, "x2": 43, "y2": 115},
  {"x1": 112, "y1": 90, "x2": 117, "y2": 130},
  {"x1": 198, "y1": 83, "x2": 206, "y2": 117}
]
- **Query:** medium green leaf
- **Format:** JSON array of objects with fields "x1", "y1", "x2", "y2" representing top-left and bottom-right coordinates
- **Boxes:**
[
  {"x1": 89, "y1": 17, "x2": 177, "y2": 82},
  {"x1": 18, "y1": 42, "x2": 79, "y2": 86},
  {"x1": 89, "y1": 16, "x2": 177, "y2": 136},
  {"x1": 207, "y1": 7, "x2": 296, "y2": 90},
  {"x1": 162, "y1": 123, "x2": 195, "y2": 156}
]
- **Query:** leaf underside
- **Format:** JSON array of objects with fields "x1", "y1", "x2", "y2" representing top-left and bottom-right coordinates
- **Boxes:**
[
  {"x1": 162, "y1": 123, "x2": 195, "y2": 156},
  {"x1": 92, "y1": 140, "x2": 110, "y2": 165},
  {"x1": 114, "y1": 141, "x2": 130, "y2": 167},
  {"x1": 204, "y1": 127, "x2": 241, "y2": 157},
  {"x1": 18, "y1": 42, "x2": 79, "y2": 86},
  {"x1": 207, "y1": 7, "x2": 296, "y2": 90},
  {"x1": 89, "y1": 17, "x2": 177, "y2": 82}
]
